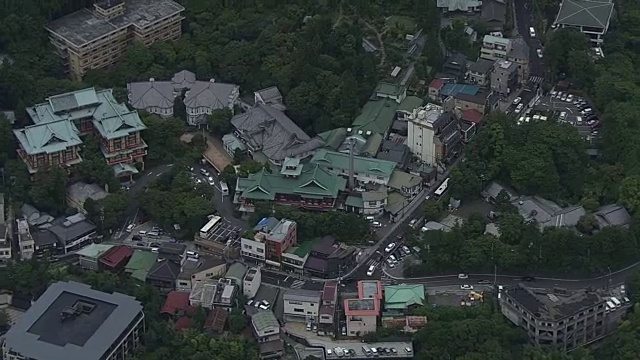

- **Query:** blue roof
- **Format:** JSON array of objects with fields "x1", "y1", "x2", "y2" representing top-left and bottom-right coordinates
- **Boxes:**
[{"x1": 440, "y1": 83, "x2": 480, "y2": 97}]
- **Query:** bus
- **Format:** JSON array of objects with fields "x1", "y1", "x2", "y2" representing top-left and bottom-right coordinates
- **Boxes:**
[
  {"x1": 434, "y1": 178, "x2": 450, "y2": 197},
  {"x1": 220, "y1": 181, "x2": 229, "y2": 196},
  {"x1": 199, "y1": 216, "x2": 222, "y2": 238}
]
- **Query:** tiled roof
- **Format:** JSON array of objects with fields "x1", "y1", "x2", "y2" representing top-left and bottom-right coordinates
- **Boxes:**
[
  {"x1": 351, "y1": 98, "x2": 399, "y2": 135},
  {"x1": 397, "y1": 96, "x2": 424, "y2": 113},
  {"x1": 317, "y1": 127, "x2": 348, "y2": 150},
  {"x1": 92, "y1": 111, "x2": 146, "y2": 140},
  {"x1": 99, "y1": 245, "x2": 134, "y2": 268},
  {"x1": 441, "y1": 83, "x2": 480, "y2": 97},
  {"x1": 127, "y1": 81, "x2": 174, "y2": 110},
  {"x1": 183, "y1": 80, "x2": 238, "y2": 109},
  {"x1": 311, "y1": 149, "x2": 396, "y2": 179},
  {"x1": 161, "y1": 291, "x2": 196, "y2": 316},
  {"x1": 147, "y1": 259, "x2": 180, "y2": 282},
  {"x1": 14, "y1": 120, "x2": 83, "y2": 155},
  {"x1": 125, "y1": 250, "x2": 158, "y2": 281},
  {"x1": 461, "y1": 109, "x2": 484, "y2": 123},
  {"x1": 428, "y1": 78, "x2": 445, "y2": 90},
  {"x1": 388, "y1": 170, "x2": 422, "y2": 190},
  {"x1": 555, "y1": 0, "x2": 614, "y2": 29},
  {"x1": 251, "y1": 310, "x2": 279, "y2": 333},
  {"x1": 174, "y1": 316, "x2": 193, "y2": 330},
  {"x1": 437, "y1": 0, "x2": 482, "y2": 11},
  {"x1": 204, "y1": 307, "x2": 228, "y2": 332},
  {"x1": 384, "y1": 284, "x2": 425, "y2": 309}
]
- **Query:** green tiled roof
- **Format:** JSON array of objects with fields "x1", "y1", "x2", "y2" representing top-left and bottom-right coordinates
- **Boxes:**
[
  {"x1": 93, "y1": 111, "x2": 146, "y2": 140},
  {"x1": 397, "y1": 96, "x2": 424, "y2": 112},
  {"x1": 385, "y1": 192, "x2": 407, "y2": 215},
  {"x1": 311, "y1": 149, "x2": 396, "y2": 179},
  {"x1": 351, "y1": 98, "x2": 399, "y2": 135},
  {"x1": 252, "y1": 310, "x2": 279, "y2": 332},
  {"x1": 388, "y1": 170, "x2": 422, "y2": 191},
  {"x1": 76, "y1": 244, "x2": 114, "y2": 259},
  {"x1": 13, "y1": 120, "x2": 83, "y2": 155},
  {"x1": 384, "y1": 284, "x2": 425, "y2": 309},
  {"x1": 345, "y1": 195, "x2": 364, "y2": 208},
  {"x1": 125, "y1": 250, "x2": 158, "y2": 282},
  {"x1": 363, "y1": 133, "x2": 384, "y2": 156},
  {"x1": 238, "y1": 164, "x2": 347, "y2": 201},
  {"x1": 318, "y1": 127, "x2": 348, "y2": 150}
]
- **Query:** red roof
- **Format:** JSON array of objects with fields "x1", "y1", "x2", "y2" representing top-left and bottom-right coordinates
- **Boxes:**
[
  {"x1": 161, "y1": 291, "x2": 196, "y2": 316},
  {"x1": 322, "y1": 281, "x2": 337, "y2": 303},
  {"x1": 429, "y1": 78, "x2": 445, "y2": 90},
  {"x1": 344, "y1": 298, "x2": 380, "y2": 317},
  {"x1": 174, "y1": 316, "x2": 193, "y2": 330},
  {"x1": 461, "y1": 109, "x2": 483, "y2": 124},
  {"x1": 99, "y1": 245, "x2": 134, "y2": 268}
]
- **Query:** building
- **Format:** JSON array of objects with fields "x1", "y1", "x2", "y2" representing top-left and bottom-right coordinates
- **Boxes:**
[
  {"x1": 428, "y1": 78, "x2": 446, "y2": 101},
  {"x1": 445, "y1": 89, "x2": 498, "y2": 115},
  {"x1": 16, "y1": 88, "x2": 147, "y2": 179},
  {"x1": 251, "y1": 311, "x2": 285, "y2": 359},
  {"x1": 490, "y1": 60, "x2": 519, "y2": 95},
  {"x1": 344, "y1": 298, "x2": 380, "y2": 336},
  {"x1": 146, "y1": 259, "x2": 181, "y2": 292},
  {"x1": 481, "y1": 0, "x2": 507, "y2": 31},
  {"x1": 243, "y1": 267, "x2": 262, "y2": 299},
  {"x1": 225, "y1": 262, "x2": 248, "y2": 286},
  {"x1": 593, "y1": 204, "x2": 632, "y2": 229},
  {"x1": 500, "y1": 284, "x2": 609, "y2": 351},
  {"x1": 31, "y1": 213, "x2": 97, "y2": 256},
  {"x1": 396, "y1": 96, "x2": 424, "y2": 122},
  {"x1": 481, "y1": 181, "x2": 518, "y2": 203},
  {"x1": 175, "y1": 257, "x2": 227, "y2": 291},
  {"x1": 376, "y1": 140, "x2": 411, "y2": 169},
  {"x1": 506, "y1": 37, "x2": 530, "y2": 82},
  {"x1": 189, "y1": 279, "x2": 238, "y2": 310},
  {"x1": 553, "y1": 0, "x2": 615, "y2": 46},
  {"x1": 2, "y1": 281, "x2": 144, "y2": 360},
  {"x1": 281, "y1": 246, "x2": 309, "y2": 275},
  {"x1": 407, "y1": 103, "x2": 461, "y2": 166},
  {"x1": 387, "y1": 170, "x2": 423, "y2": 199},
  {"x1": 442, "y1": 52, "x2": 468, "y2": 81},
  {"x1": 127, "y1": 70, "x2": 240, "y2": 125},
  {"x1": 437, "y1": 0, "x2": 482, "y2": 12},
  {"x1": 241, "y1": 236, "x2": 266, "y2": 263},
  {"x1": 124, "y1": 250, "x2": 158, "y2": 282},
  {"x1": 231, "y1": 104, "x2": 324, "y2": 166},
  {"x1": 283, "y1": 289, "x2": 321, "y2": 322},
  {"x1": 467, "y1": 58, "x2": 495, "y2": 86},
  {"x1": 319, "y1": 282, "x2": 338, "y2": 335},
  {"x1": 16, "y1": 219, "x2": 35, "y2": 260},
  {"x1": 234, "y1": 163, "x2": 347, "y2": 213},
  {"x1": 384, "y1": 284, "x2": 426, "y2": 312},
  {"x1": 246, "y1": 218, "x2": 297, "y2": 265},
  {"x1": 254, "y1": 86, "x2": 286, "y2": 112},
  {"x1": 77, "y1": 244, "x2": 114, "y2": 270},
  {"x1": 304, "y1": 236, "x2": 358, "y2": 279},
  {"x1": 512, "y1": 196, "x2": 586, "y2": 229},
  {"x1": 310, "y1": 149, "x2": 396, "y2": 186},
  {"x1": 99, "y1": 245, "x2": 134, "y2": 272},
  {"x1": 46, "y1": 0, "x2": 185, "y2": 81},
  {"x1": 66, "y1": 182, "x2": 108, "y2": 214},
  {"x1": 160, "y1": 291, "x2": 196, "y2": 319},
  {"x1": 0, "y1": 196, "x2": 10, "y2": 263},
  {"x1": 480, "y1": 35, "x2": 512, "y2": 61}
]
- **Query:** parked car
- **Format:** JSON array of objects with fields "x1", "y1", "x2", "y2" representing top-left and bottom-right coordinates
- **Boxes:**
[
  {"x1": 513, "y1": 97, "x2": 522, "y2": 105},
  {"x1": 458, "y1": 273, "x2": 468, "y2": 279},
  {"x1": 460, "y1": 285, "x2": 474, "y2": 290},
  {"x1": 385, "y1": 243, "x2": 396, "y2": 253},
  {"x1": 514, "y1": 103, "x2": 524, "y2": 114},
  {"x1": 126, "y1": 224, "x2": 134, "y2": 232},
  {"x1": 529, "y1": 26, "x2": 536, "y2": 37},
  {"x1": 560, "y1": 93, "x2": 568, "y2": 101},
  {"x1": 566, "y1": 94, "x2": 574, "y2": 102}
]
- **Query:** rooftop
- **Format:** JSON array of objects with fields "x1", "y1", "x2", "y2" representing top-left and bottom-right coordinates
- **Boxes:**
[
  {"x1": 344, "y1": 298, "x2": 380, "y2": 316},
  {"x1": 358, "y1": 280, "x2": 383, "y2": 300},
  {"x1": 76, "y1": 244, "x2": 114, "y2": 259},
  {"x1": 124, "y1": 250, "x2": 158, "y2": 282},
  {"x1": 483, "y1": 34, "x2": 511, "y2": 47},
  {"x1": 397, "y1": 96, "x2": 424, "y2": 113},
  {"x1": 441, "y1": 83, "x2": 480, "y2": 97},
  {"x1": 506, "y1": 284, "x2": 606, "y2": 321},
  {"x1": 244, "y1": 267, "x2": 259, "y2": 282},
  {"x1": 351, "y1": 98, "x2": 400, "y2": 136},
  {"x1": 594, "y1": 204, "x2": 631, "y2": 228},
  {"x1": 99, "y1": 245, "x2": 134, "y2": 268},
  {"x1": 311, "y1": 149, "x2": 396, "y2": 179},
  {"x1": 468, "y1": 58, "x2": 496, "y2": 74},
  {"x1": 322, "y1": 281, "x2": 338, "y2": 303},
  {"x1": 177, "y1": 256, "x2": 226, "y2": 280},
  {"x1": 251, "y1": 310, "x2": 280, "y2": 333},
  {"x1": 46, "y1": 0, "x2": 185, "y2": 47},
  {"x1": 429, "y1": 78, "x2": 445, "y2": 90},
  {"x1": 384, "y1": 284, "x2": 425, "y2": 309},
  {"x1": 267, "y1": 219, "x2": 295, "y2": 243},
  {"x1": 67, "y1": 182, "x2": 108, "y2": 204},
  {"x1": 226, "y1": 262, "x2": 247, "y2": 281},
  {"x1": 555, "y1": 0, "x2": 614, "y2": 29},
  {"x1": 512, "y1": 196, "x2": 586, "y2": 229},
  {"x1": 161, "y1": 291, "x2": 195, "y2": 316},
  {"x1": 4, "y1": 281, "x2": 142, "y2": 360},
  {"x1": 283, "y1": 289, "x2": 321, "y2": 304}
]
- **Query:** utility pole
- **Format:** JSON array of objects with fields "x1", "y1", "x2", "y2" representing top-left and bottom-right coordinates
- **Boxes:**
[{"x1": 607, "y1": 266, "x2": 612, "y2": 289}]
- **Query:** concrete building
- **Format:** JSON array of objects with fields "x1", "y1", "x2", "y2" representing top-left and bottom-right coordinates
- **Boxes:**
[
  {"x1": 467, "y1": 58, "x2": 495, "y2": 86},
  {"x1": 66, "y1": 182, "x2": 108, "y2": 214},
  {"x1": 175, "y1": 257, "x2": 227, "y2": 291},
  {"x1": 243, "y1": 267, "x2": 262, "y2": 299},
  {"x1": 2, "y1": 281, "x2": 144, "y2": 360},
  {"x1": 553, "y1": 0, "x2": 615, "y2": 46},
  {"x1": 407, "y1": 103, "x2": 461, "y2": 166},
  {"x1": 254, "y1": 218, "x2": 297, "y2": 265},
  {"x1": 46, "y1": 0, "x2": 185, "y2": 81},
  {"x1": 189, "y1": 279, "x2": 238, "y2": 310},
  {"x1": 77, "y1": 244, "x2": 114, "y2": 270},
  {"x1": 506, "y1": 37, "x2": 530, "y2": 83},
  {"x1": 500, "y1": 284, "x2": 609, "y2": 351},
  {"x1": 344, "y1": 298, "x2": 379, "y2": 336},
  {"x1": 251, "y1": 310, "x2": 284, "y2": 359},
  {"x1": 480, "y1": 35, "x2": 512, "y2": 61},
  {"x1": 283, "y1": 289, "x2": 321, "y2": 322},
  {"x1": 490, "y1": 60, "x2": 519, "y2": 95},
  {"x1": 16, "y1": 219, "x2": 35, "y2": 260},
  {"x1": 319, "y1": 282, "x2": 338, "y2": 335},
  {"x1": 241, "y1": 236, "x2": 266, "y2": 263}
]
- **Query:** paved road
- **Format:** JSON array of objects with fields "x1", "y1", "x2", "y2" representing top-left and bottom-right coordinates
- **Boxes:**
[
  {"x1": 192, "y1": 163, "x2": 246, "y2": 229},
  {"x1": 514, "y1": 0, "x2": 545, "y2": 77}
]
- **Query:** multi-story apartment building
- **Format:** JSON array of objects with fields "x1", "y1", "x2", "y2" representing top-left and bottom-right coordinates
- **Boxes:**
[
  {"x1": 241, "y1": 236, "x2": 267, "y2": 263},
  {"x1": 46, "y1": 0, "x2": 185, "y2": 81},
  {"x1": 480, "y1": 35, "x2": 512, "y2": 61},
  {"x1": 407, "y1": 103, "x2": 461, "y2": 166},
  {"x1": 14, "y1": 88, "x2": 147, "y2": 179},
  {"x1": 243, "y1": 267, "x2": 261, "y2": 299},
  {"x1": 257, "y1": 218, "x2": 297, "y2": 265},
  {"x1": 282, "y1": 289, "x2": 321, "y2": 322},
  {"x1": 16, "y1": 219, "x2": 35, "y2": 260},
  {"x1": 490, "y1": 60, "x2": 520, "y2": 95},
  {"x1": 554, "y1": 0, "x2": 614, "y2": 46},
  {"x1": 500, "y1": 284, "x2": 608, "y2": 351},
  {"x1": 3, "y1": 281, "x2": 144, "y2": 360}
]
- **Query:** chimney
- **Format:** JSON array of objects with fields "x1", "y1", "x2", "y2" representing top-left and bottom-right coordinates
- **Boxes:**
[{"x1": 348, "y1": 138, "x2": 355, "y2": 191}]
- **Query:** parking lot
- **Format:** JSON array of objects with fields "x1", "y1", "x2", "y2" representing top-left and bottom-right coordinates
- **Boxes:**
[
  {"x1": 530, "y1": 91, "x2": 600, "y2": 143},
  {"x1": 506, "y1": 88, "x2": 537, "y2": 116},
  {"x1": 208, "y1": 219, "x2": 243, "y2": 248}
]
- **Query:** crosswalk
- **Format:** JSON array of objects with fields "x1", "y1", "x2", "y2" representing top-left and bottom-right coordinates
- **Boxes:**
[
  {"x1": 290, "y1": 280, "x2": 305, "y2": 289},
  {"x1": 529, "y1": 76, "x2": 544, "y2": 84}
]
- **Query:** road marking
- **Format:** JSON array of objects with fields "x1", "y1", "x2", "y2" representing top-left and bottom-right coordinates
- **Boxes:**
[
  {"x1": 156, "y1": 173, "x2": 162, "y2": 177},
  {"x1": 148, "y1": 172, "x2": 153, "y2": 176}
]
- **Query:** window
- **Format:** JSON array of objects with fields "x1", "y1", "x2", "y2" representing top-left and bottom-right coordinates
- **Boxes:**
[
  {"x1": 368, "y1": 201, "x2": 377, "y2": 206},
  {"x1": 293, "y1": 308, "x2": 304, "y2": 313}
]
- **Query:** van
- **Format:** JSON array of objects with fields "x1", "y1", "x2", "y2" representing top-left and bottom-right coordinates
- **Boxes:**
[
  {"x1": 372, "y1": 221, "x2": 382, "y2": 228},
  {"x1": 611, "y1": 297, "x2": 622, "y2": 307},
  {"x1": 186, "y1": 250, "x2": 199, "y2": 259},
  {"x1": 606, "y1": 301, "x2": 616, "y2": 311},
  {"x1": 365, "y1": 216, "x2": 375, "y2": 222},
  {"x1": 138, "y1": 230, "x2": 147, "y2": 235}
]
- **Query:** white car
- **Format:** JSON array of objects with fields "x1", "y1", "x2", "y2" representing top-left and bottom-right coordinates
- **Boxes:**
[
  {"x1": 561, "y1": 93, "x2": 568, "y2": 101},
  {"x1": 458, "y1": 273, "x2": 468, "y2": 279},
  {"x1": 566, "y1": 94, "x2": 574, "y2": 102},
  {"x1": 514, "y1": 103, "x2": 524, "y2": 114},
  {"x1": 385, "y1": 243, "x2": 396, "y2": 253},
  {"x1": 513, "y1": 97, "x2": 522, "y2": 105},
  {"x1": 536, "y1": 48, "x2": 543, "y2": 58},
  {"x1": 366, "y1": 265, "x2": 376, "y2": 276},
  {"x1": 460, "y1": 284, "x2": 474, "y2": 290},
  {"x1": 208, "y1": 176, "x2": 215, "y2": 186},
  {"x1": 126, "y1": 224, "x2": 134, "y2": 232},
  {"x1": 529, "y1": 26, "x2": 536, "y2": 37}
]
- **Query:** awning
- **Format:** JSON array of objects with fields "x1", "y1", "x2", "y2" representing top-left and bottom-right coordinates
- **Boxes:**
[{"x1": 113, "y1": 163, "x2": 139, "y2": 177}]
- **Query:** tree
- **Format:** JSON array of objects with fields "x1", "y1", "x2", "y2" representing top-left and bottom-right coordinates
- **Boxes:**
[
  {"x1": 228, "y1": 309, "x2": 247, "y2": 334},
  {"x1": 620, "y1": 175, "x2": 640, "y2": 213},
  {"x1": 423, "y1": 199, "x2": 443, "y2": 221},
  {"x1": 28, "y1": 166, "x2": 67, "y2": 216},
  {"x1": 207, "y1": 108, "x2": 233, "y2": 135}
]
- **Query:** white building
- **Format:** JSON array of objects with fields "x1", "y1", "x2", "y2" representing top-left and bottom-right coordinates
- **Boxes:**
[
  {"x1": 241, "y1": 237, "x2": 266, "y2": 263},
  {"x1": 407, "y1": 103, "x2": 445, "y2": 166},
  {"x1": 480, "y1": 35, "x2": 511, "y2": 61},
  {"x1": 283, "y1": 289, "x2": 321, "y2": 322},
  {"x1": 362, "y1": 189, "x2": 388, "y2": 215},
  {"x1": 16, "y1": 219, "x2": 34, "y2": 260},
  {"x1": 344, "y1": 298, "x2": 379, "y2": 336},
  {"x1": 243, "y1": 267, "x2": 262, "y2": 299}
]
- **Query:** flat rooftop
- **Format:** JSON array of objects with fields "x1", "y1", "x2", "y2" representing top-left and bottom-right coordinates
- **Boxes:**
[
  {"x1": 410, "y1": 104, "x2": 444, "y2": 126},
  {"x1": 4, "y1": 281, "x2": 143, "y2": 360},
  {"x1": 359, "y1": 280, "x2": 381, "y2": 299},
  {"x1": 46, "y1": 0, "x2": 185, "y2": 47},
  {"x1": 507, "y1": 284, "x2": 605, "y2": 321}
]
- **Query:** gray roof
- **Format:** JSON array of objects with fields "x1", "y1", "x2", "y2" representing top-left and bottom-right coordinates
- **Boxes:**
[
  {"x1": 251, "y1": 310, "x2": 280, "y2": 333},
  {"x1": 126, "y1": 80, "x2": 174, "y2": 110},
  {"x1": 48, "y1": 214, "x2": 97, "y2": 245},
  {"x1": 183, "y1": 80, "x2": 239, "y2": 110},
  {"x1": 482, "y1": 181, "x2": 518, "y2": 201},
  {"x1": 283, "y1": 289, "x2": 321, "y2": 303},
  {"x1": 45, "y1": 0, "x2": 185, "y2": 47},
  {"x1": 267, "y1": 219, "x2": 295, "y2": 243},
  {"x1": 231, "y1": 104, "x2": 324, "y2": 162},
  {"x1": 468, "y1": 58, "x2": 496, "y2": 74},
  {"x1": 481, "y1": 0, "x2": 507, "y2": 23},
  {"x1": 178, "y1": 256, "x2": 226, "y2": 280},
  {"x1": 376, "y1": 140, "x2": 410, "y2": 167},
  {"x1": 509, "y1": 37, "x2": 530, "y2": 61},
  {"x1": 255, "y1": 86, "x2": 283, "y2": 105},
  {"x1": 67, "y1": 182, "x2": 108, "y2": 204},
  {"x1": 147, "y1": 259, "x2": 180, "y2": 282},
  {"x1": 171, "y1": 70, "x2": 196, "y2": 90},
  {"x1": 594, "y1": 204, "x2": 631, "y2": 228},
  {"x1": 555, "y1": 0, "x2": 614, "y2": 29},
  {"x1": 4, "y1": 281, "x2": 143, "y2": 360},
  {"x1": 512, "y1": 196, "x2": 586, "y2": 228},
  {"x1": 437, "y1": 0, "x2": 482, "y2": 11}
]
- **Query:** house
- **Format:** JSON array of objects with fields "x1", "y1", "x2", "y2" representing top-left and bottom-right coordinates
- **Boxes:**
[
  {"x1": 66, "y1": 182, "x2": 108, "y2": 214},
  {"x1": 428, "y1": 78, "x2": 446, "y2": 101},
  {"x1": 254, "y1": 86, "x2": 286, "y2": 111},
  {"x1": 281, "y1": 245, "x2": 309, "y2": 275},
  {"x1": 161, "y1": 291, "x2": 196, "y2": 319},
  {"x1": 311, "y1": 149, "x2": 397, "y2": 186},
  {"x1": 319, "y1": 281, "x2": 338, "y2": 335},
  {"x1": 512, "y1": 196, "x2": 586, "y2": 229},
  {"x1": 439, "y1": 83, "x2": 481, "y2": 101},
  {"x1": 31, "y1": 213, "x2": 97, "y2": 256},
  {"x1": 158, "y1": 242, "x2": 187, "y2": 266},
  {"x1": 480, "y1": 35, "x2": 512, "y2": 61},
  {"x1": 190, "y1": 279, "x2": 238, "y2": 309},
  {"x1": 222, "y1": 133, "x2": 246, "y2": 157},
  {"x1": 490, "y1": 60, "x2": 519, "y2": 95},
  {"x1": 362, "y1": 189, "x2": 388, "y2": 215},
  {"x1": 251, "y1": 311, "x2": 284, "y2": 359},
  {"x1": 344, "y1": 297, "x2": 379, "y2": 336},
  {"x1": 384, "y1": 284, "x2": 426, "y2": 312},
  {"x1": 376, "y1": 140, "x2": 411, "y2": 169},
  {"x1": 77, "y1": 244, "x2": 114, "y2": 270},
  {"x1": 99, "y1": 245, "x2": 134, "y2": 272},
  {"x1": 16, "y1": 88, "x2": 147, "y2": 179},
  {"x1": 437, "y1": 0, "x2": 482, "y2": 12},
  {"x1": 388, "y1": 170, "x2": 423, "y2": 198},
  {"x1": 234, "y1": 163, "x2": 347, "y2": 213},
  {"x1": 553, "y1": 0, "x2": 615, "y2": 46},
  {"x1": 304, "y1": 235, "x2": 357, "y2": 279},
  {"x1": 175, "y1": 256, "x2": 227, "y2": 291},
  {"x1": 283, "y1": 289, "x2": 321, "y2": 322},
  {"x1": 225, "y1": 262, "x2": 248, "y2": 286},
  {"x1": 230, "y1": 104, "x2": 324, "y2": 166},
  {"x1": 385, "y1": 192, "x2": 413, "y2": 222},
  {"x1": 125, "y1": 250, "x2": 158, "y2": 282},
  {"x1": 446, "y1": 89, "x2": 498, "y2": 115},
  {"x1": 481, "y1": 0, "x2": 507, "y2": 31},
  {"x1": 407, "y1": 103, "x2": 461, "y2": 166},
  {"x1": 482, "y1": 181, "x2": 518, "y2": 203},
  {"x1": 593, "y1": 204, "x2": 631, "y2": 229},
  {"x1": 507, "y1": 37, "x2": 530, "y2": 82},
  {"x1": 146, "y1": 259, "x2": 181, "y2": 292},
  {"x1": 467, "y1": 58, "x2": 495, "y2": 86},
  {"x1": 243, "y1": 267, "x2": 262, "y2": 299},
  {"x1": 442, "y1": 52, "x2": 468, "y2": 81},
  {"x1": 127, "y1": 71, "x2": 240, "y2": 125},
  {"x1": 421, "y1": 220, "x2": 453, "y2": 232},
  {"x1": 373, "y1": 82, "x2": 407, "y2": 104},
  {"x1": 336, "y1": 131, "x2": 384, "y2": 158}
]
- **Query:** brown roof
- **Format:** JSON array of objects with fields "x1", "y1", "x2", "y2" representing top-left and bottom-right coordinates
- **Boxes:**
[
  {"x1": 322, "y1": 281, "x2": 337, "y2": 302},
  {"x1": 204, "y1": 307, "x2": 228, "y2": 332}
]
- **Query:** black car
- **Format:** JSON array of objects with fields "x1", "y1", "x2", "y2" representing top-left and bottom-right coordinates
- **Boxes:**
[
  {"x1": 132, "y1": 234, "x2": 142, "y2": 241},
  {"x1": 521, "y1": 276, "x2": 536, "y2": 282}
]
